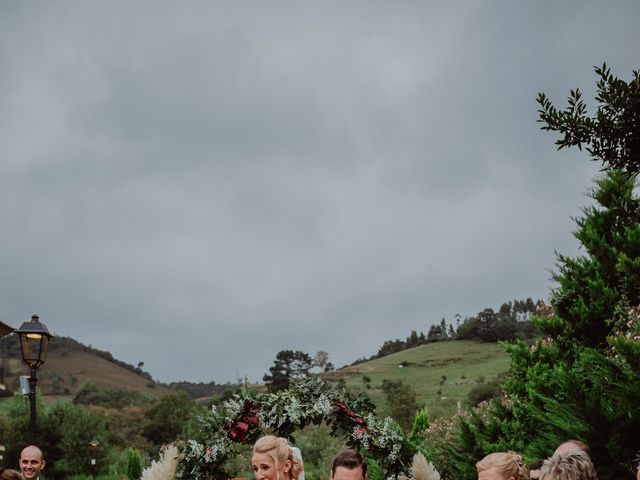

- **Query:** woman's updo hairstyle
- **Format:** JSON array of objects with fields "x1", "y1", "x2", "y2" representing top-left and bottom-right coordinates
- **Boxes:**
[
  {"x1": 476, "y1": 451, "x2": 527, "y2": 480},
  {"x1": 252, "y1": 435, "x2": 304, "y2": 480}
]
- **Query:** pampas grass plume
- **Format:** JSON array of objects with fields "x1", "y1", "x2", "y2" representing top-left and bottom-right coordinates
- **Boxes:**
[
  {"x1": 410, "y1": 452, "x2": 441, "y2": 480},
  {"x1": 141, "y1": 444, "x2": 180, "y2": 480}
]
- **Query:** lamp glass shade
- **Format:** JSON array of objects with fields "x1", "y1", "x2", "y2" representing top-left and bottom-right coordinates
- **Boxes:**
[{"x1": 16, "y1": 316, "x2": 52, "y2": 369}]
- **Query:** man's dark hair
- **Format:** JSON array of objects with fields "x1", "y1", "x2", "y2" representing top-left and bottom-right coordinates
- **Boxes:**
[{"x1": 331, "y1": 449, "x2": 367, "y2": 477}]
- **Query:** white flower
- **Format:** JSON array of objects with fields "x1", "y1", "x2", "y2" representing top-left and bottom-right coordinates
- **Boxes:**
[
  {"x1": 285, "y1": 398, "x2": 303, "y2": 423},
  {"x1": 314, "y1": 395, "x2": 334, "y2": 416}
]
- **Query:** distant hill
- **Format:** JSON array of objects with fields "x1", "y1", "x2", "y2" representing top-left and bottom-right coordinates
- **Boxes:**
[
  {"x1": 0, "y1": 335, "x2": 172, "y2": 398},
  {"x1": 324, "y1": 340, "x2": 510, "y2": 420}
]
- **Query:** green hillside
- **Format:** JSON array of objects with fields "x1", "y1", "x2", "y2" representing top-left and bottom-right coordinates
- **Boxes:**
[{"x1": 326, "y1": 340, "x2": 510, "y2": 419}]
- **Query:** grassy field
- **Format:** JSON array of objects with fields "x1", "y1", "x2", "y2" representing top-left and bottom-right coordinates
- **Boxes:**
[{"x1": 326, "y1": 340, "x2": 510, "y2": 419}]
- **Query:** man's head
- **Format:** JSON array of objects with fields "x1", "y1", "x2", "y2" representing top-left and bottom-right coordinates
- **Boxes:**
[
  {"x1": 331, "y1": 450, "x2": 367, "y2": 480},
  {"x1": 20, "y1": 445, "x2": 45, "y2": 480},
  {"x1": 539, "y1": 450, "x2": 597, "y2": 480},
  {"x1": 553, "y1": 440, "x2": 589, "y2": 457}
]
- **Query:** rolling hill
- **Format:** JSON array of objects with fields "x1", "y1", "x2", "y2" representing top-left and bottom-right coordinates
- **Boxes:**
[
  {"x1": 0, "y1": 335, "x2": 172, "y2": 399},
  {"x1": 0, "y1": 331, "x2": 512, "y2": 419},
  {"x1": 324, "y1": 340, "x2": 511, "y2": 419}
]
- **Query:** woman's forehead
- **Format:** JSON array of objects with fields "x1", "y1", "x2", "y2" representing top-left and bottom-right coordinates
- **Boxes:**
[{"x1": 252, "y1": 453, "x2": 275, "y2": 464}]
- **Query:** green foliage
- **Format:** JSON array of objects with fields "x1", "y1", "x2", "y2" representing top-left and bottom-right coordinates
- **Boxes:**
[
  {"x1": 0, "y1": 391, "x2": 201, "y2": 479},
  {"x1": 45, "y1": 402, "x2": 111, "y2": 478},
  {"x1": 381, "y1": 379, "x2": 422, "y2": 432},
  {"x1": 364, "y1": 457, "x2": 384, "y2": 480},
  {"x1": 142, "y1": 390, "x2": 199, "y2": 448},
  {"x1": 2, "y1": 395, "x2": 112, "y2": 480},
  {"x1": 126, "y1": 448, "x2": 144, "y2": 480},
  {"x1": 411, "y1": 407, "x2": 430, "y2": 439},
  {"x1": 291, "y1": 424, "x2": 344, "y2": 480},
  {"x1": 168, "y1": 380, "x2": 236, "y2": 399},
  {"x1": 466, "y1": 377, "x2": 502, "y2": 407},
  {"x1": 456, "y1": 300, "x2": 540, "y2": 342},
  {"x1": 73, "y1": 381, "x2": 153, "y2": 408},
  {"x1": 537, "y1": 64, "x2": 640, "y2": 175}
]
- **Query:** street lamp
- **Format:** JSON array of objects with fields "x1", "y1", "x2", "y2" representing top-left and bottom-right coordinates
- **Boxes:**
[
  {"x1": 89, "y1": 439, "x2": 100, "y2": 480},
  {"x1": 15, "y1": 315, "x2": 53, "y2": 444}
]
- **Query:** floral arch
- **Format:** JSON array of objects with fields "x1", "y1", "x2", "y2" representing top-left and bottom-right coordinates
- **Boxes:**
[{"x1": 143, "y1": 378, "x2": 425, "y2": 480}]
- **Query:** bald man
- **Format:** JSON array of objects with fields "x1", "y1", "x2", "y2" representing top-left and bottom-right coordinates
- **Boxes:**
[
  {"x1": 20, "y1": 445, "x2": 46, "y2": 480},
  {"x1": 553, "y1": 439, "x2": 589, "y2": 457}
]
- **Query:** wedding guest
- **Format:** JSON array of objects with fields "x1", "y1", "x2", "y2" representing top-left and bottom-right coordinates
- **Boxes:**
[
  {"x1": 331, "y1": 450, "x2": 367, "y2": 480},
  {"x1": 553, "y1": 440, "x2": 589, "y2": 457},
  {"x1": 19, "y1": 446, "x2": 45, "y2": 480},
  {"x1": 539, "y1": 450, "x2": 597, "y2": 480},
  {"x1": 476, "y1": 452, "x2": 527, "y2": 480},
  {"x1": 252, "y1": 435, "x2": 303, "y2": 480}
]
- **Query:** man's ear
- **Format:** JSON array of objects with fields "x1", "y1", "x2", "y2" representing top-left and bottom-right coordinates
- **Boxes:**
[{"x1": 42, "y1": 460, "x2": 46, "y2": 470}]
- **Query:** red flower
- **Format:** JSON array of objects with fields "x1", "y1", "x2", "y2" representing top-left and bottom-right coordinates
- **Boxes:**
[{"x1": 225, "y1": 400, "x2": 260, "y2": 444}]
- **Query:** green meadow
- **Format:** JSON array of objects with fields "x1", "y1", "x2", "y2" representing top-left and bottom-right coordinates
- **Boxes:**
[{"x1": 330, "y1": 340, "x2": 510, "y2": 419}]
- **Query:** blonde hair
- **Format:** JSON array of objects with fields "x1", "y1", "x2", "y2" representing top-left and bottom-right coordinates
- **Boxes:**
[
  {"x1": 476, "y1": 452, "x2": 527, "y2": 480},
  {"x1": 539, "y1": 450, "x2": 597, "y2": 480},
  {"x1": 252, "y1": 435, "x2": 304, "y2": 480}
]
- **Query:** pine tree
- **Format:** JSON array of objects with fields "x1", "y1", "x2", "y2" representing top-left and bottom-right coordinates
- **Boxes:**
[{"x1": 126, "y1": 448, "x2": 144, "y2": 480}]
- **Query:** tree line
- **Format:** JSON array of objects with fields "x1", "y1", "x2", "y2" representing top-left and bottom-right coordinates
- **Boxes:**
[{"x1": 350, "y1": 298, "x2": 541, "y2": 365}]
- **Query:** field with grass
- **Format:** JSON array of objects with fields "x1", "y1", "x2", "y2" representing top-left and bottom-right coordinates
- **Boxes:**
[{"x1": 326, "y1": 340, "x2": 510, "y2": 419}]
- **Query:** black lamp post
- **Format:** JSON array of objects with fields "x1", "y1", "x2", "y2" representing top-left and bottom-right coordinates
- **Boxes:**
[
  {"x1": 89, "y1": 439, "x2": 99, "y2": 480},
  {"x1": 15, "y1": 315, "x2": 53, "y2": 444}
]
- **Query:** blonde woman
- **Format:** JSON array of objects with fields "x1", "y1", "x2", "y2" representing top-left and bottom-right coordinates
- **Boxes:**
[
  {"x1": 252, "y1": 435, "x2": 304, "y2": 480},
  {"x1": 476, "y1": 452, "x2": 527, "y2": 480}
]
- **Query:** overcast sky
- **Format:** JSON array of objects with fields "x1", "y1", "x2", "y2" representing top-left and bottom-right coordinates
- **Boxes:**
[{"x1": 1, "y1": 1, "x2": 639, "y2": 384}]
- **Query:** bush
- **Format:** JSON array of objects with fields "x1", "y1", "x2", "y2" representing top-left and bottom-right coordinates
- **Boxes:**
[
  {"x1": 126, "y1": 448, "x2": 144, "y2": 480},
  {"x1": 381, "y1": 379, "x2": 422, "y2": 432},
  {"x1": 73, "y1": 382, "x2": 153, "y2": 408},
  {"x1": 411, "y1": 407, "x2": 430, "y2": 438},
  {"x1": 466, "y1": 378, "x2": 502, "y2": 406}
]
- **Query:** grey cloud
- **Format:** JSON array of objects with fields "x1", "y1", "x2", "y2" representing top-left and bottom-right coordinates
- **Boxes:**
[{"x1": 0, "y1": 1, "x2": 638, "y2": 382}]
